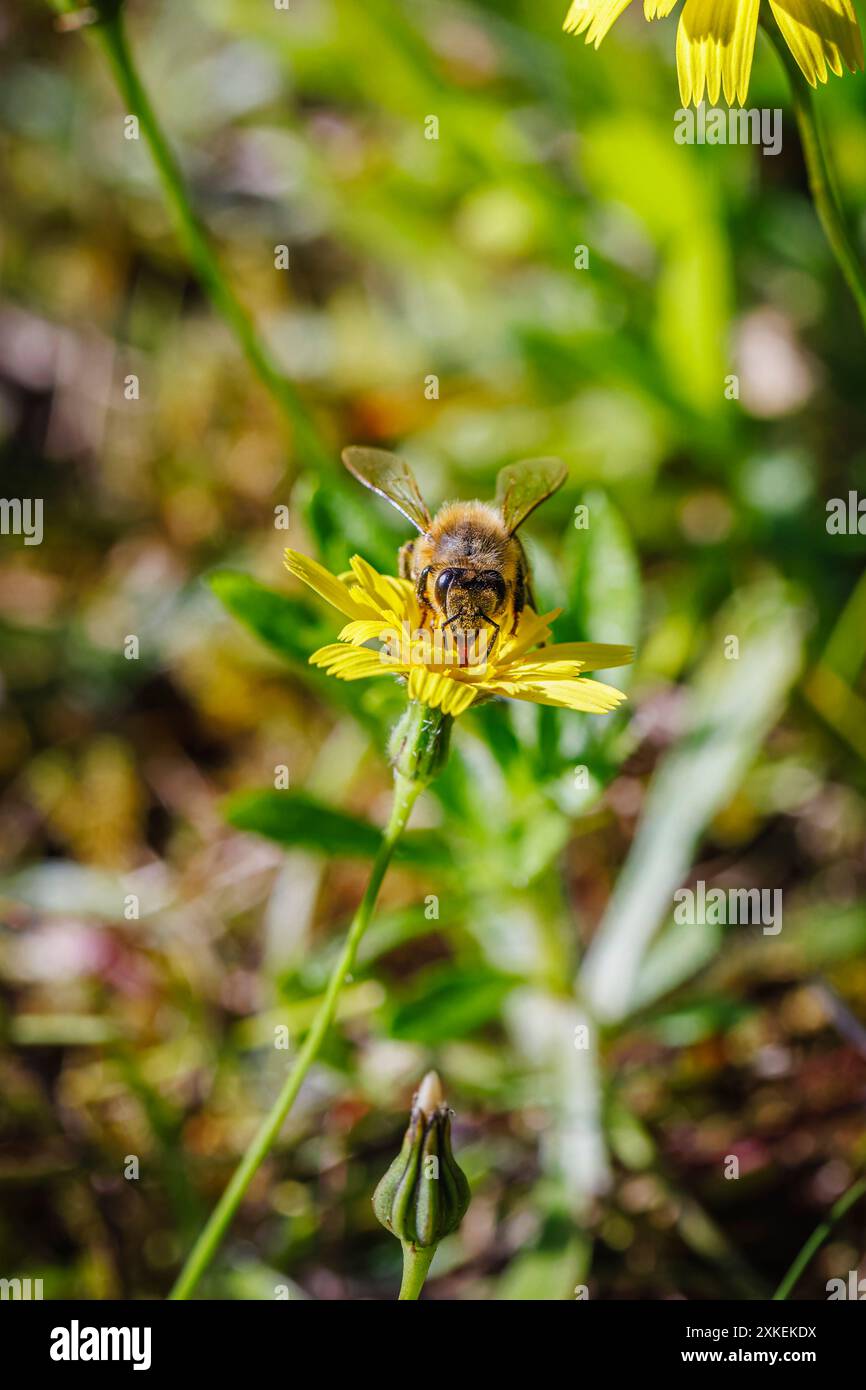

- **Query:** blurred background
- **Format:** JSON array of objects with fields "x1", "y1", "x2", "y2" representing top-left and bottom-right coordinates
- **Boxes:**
[{"x1": 2, "y1": 0, "x2": 866, "y2": 1300}]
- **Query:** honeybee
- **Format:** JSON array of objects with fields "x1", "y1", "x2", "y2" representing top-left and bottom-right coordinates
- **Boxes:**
[{"x1": 342, "y1": 446, "x2": 567, "y2": 657}]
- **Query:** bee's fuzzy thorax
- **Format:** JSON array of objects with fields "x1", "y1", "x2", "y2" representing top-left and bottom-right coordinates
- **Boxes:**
[{"x1": 429, "y1": 500, "x2": 511, "y2": 569}]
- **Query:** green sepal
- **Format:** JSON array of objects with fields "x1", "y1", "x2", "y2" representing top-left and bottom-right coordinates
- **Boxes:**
[{"x1": 373, "y1": 1092, "x2": 471, "y2": 1249}]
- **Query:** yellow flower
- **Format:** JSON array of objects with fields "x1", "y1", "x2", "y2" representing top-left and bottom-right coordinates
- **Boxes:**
[
  {"x1": 285, "y1": 548, "x2": 633, "y2": 719},
  {"x1": 563, "y1": 0, "x2": 864, "y2": 107}
]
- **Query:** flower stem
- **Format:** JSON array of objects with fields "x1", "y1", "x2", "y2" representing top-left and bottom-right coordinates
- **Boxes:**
[
  {"x1": 170, "y1": 768, "x2": 424, "y2": 1300},
  {"x1": 761, "y1": 17, "x2": 866, "y2": 334},
  {"x1": 772, "y1": 1174, "x2": 866, "y2": 1300},
  {"x1": 398, "y1": 1242, "x2": 437, "y2": 1300},
  {"x1": 50, "y1": 1, "x2": 332, "y2": 468}
]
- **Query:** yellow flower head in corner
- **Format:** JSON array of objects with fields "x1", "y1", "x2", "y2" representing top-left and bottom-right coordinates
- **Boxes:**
[
  {"x1": 564, "y1": 0, "x2": 865, "y2": 107},
  {"x1": 285, "y1": 548, "x2": 633, "y2": 719}
]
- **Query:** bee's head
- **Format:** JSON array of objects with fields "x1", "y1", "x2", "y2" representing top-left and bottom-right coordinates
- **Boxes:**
[{"x1": 433, "y1": 567, "x2": 506, "y2": 625}]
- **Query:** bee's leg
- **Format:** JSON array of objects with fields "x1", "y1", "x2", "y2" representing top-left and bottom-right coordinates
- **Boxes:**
[
  {"x1": 510, "y1": 559, "x2": 527, "y2": 636},
  {"x1": 482, "y1": 616, "x2": 499, "y2": 660},
  {"x1": 398, "y1": 540, "x2": 415, "y2": 579},
  {"x1": 414, "y1": 565, "x2": 433, "y2": 627}
]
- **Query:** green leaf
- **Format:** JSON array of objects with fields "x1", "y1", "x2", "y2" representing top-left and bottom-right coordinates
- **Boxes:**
[
  {"x1": 226, "y1": 789, "x2": 381, "y2": 856},
  {"x1": 630, "y1": 915, "x2": 723, "y2": 1012},
  {"x1": 580, "y1": 114, "x2": 731, "y2": 418},
  {"x1": 495, "y1": 1214, "x2": 591, "y2": 1301},
  {"x1": 655, "y1": 234, "x2": 729, "y2": 418},
  {"x1": 209, "y1": 571, "x2": 324, "y2": 663},
  {"x1": 541, "y1": 488, "x2": 641, "y2": 777},
  {"x1": 646, "y1": 998, "x2": 751, "y2": 1046},
  {"x1": 209, "y1": 569, "x2": 387, "y2": 728},
  {"x1": 303, "y1": 476, "x2": 405, "y2": 575},
  {"x1": 387, "y1": 968, "x2": 517, "y2": 1043},
  {"x1": 791, "y1": 902, "x2": 866, "y2": 966},
  {"x1": 224, "y1": 788, "x2": 449, "y2": 866},
  {"x1": 564, "y1": 490, "x2": 640, "y2": 685},
  {"x1": 580, "y1": 582, "x2": 805, "y2": 1023}
]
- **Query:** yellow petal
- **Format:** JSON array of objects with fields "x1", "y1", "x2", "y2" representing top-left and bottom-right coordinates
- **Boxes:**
[
  {"x1": 551, "y1": 677, "x2": 628, "y2": 711},
  {"x1": 285, "y1": 549, "x2": 374, "y2": 621},
  {"x1": 407, "y1": 667, "x2": 478, "y2": 716},
  {"x1": 512, "y1": 642, "x2": 635, "y2": 671},
  {"x1": 309, "y1": 644, "x2": 396, "y2": 680},
  {"x1": 407, "y1": 666, "x2": 433, "y2": 705},
  {"x1": 676, "y1": 0, "x2": 760, "y2": 105},
  {"x1": 348, "y1": 554, "x2": 413, "y2": 618},
  {"x1": 645, "y1": 0, "x2": 680, "y2": 17},
  {"x1": 497, "y1": 608, "x2": 559, "y2": 663},
  {"x1": 442, "y1": 682, "x2": 479, "y2": 716},
  {"x1": 338, "y1": 619, "x2": 393, "y2": 645},
  {"x1": 505, "y1": 659, "x2": 586, "y2": 681},
  {"x1": 769, "y1": 0, "x2": 864, "y2": 85},
  {"x1": 563, "y1": 0, "x2": 635, "y2": 47},
  {"x1": 290, "y1": 546, "x2": 630, "y2": 720},
  {"x1": 492, "y1": 676, "x2": 628, "y2": 713}
]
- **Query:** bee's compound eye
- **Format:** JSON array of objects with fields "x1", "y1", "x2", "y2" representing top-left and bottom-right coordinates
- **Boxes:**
[
  {"x1": 434, "y1": 568, "x2": 458, "y2": 604},
  {"x1": 478, "y1": 570, "x2": 506, "y2": 604}
]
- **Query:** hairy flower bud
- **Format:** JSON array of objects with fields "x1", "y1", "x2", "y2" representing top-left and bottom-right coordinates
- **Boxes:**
[
  {"x1": 388, "y1": 701, "x2": 452, "y2": 787},
  {"x1": 373, "y1": 1071, "x2": 470, "y2": 1249}
]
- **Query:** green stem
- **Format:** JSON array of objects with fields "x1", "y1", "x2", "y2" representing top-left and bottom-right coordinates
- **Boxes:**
[
  {"x1": 51, "y1": 1, "x2": 332, "y2": 468},
  {"x1": 398, "y1": 1241, "x2": 437, "y2": 1300},
  {"x1": 761, "y1": 16, "x2": 866, "y2": 334},
  {"x1": 773, "y1": 1174, "x2": 866, "y2": 1300},
  {"x1": 170, "y1": 768, "x2": 423, "y2": 1300}
]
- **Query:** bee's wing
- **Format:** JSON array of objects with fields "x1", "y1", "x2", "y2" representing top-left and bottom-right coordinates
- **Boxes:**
[
  {"x1": 342, "y1": 446, "x2": 432, "y2": 533},
  {"x1": 494, "y1": 457, "x2": 567, "y2": 535}
]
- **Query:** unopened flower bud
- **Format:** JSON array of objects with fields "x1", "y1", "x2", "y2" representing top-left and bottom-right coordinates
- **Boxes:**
[
  {"x1": 389, "y1": 701, "x2": 452, "y2": 787},
  {"x1": 373, "y1": 1071, "x2": 470, "y2": 1249}
]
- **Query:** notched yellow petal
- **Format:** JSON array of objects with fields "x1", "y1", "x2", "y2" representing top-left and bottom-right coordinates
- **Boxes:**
[
  {"x1": 676, "y1": 0, "x2": 760, "y2": 107},
  {"x1": 769, "y1": 0, "x2": 864, "y2": 88},
  {"x1": 513, "y1": 677, "x2": 628, "y2": 713},
  {"x1": 519, "y1": 642, "x2": 635, "y2": 670},
  {"x1": 338, "y1": 619, "x2": 391, "y2": 646},
  {"x1": 498, "y1": 607, "x2": 559, "y2": 662},
  {"x1": 406, "y1": 667, "x2": 477, "y2": 715},
  {"x1": 309, "y1": 644, "x2": 393, "y2": 680},
  {"x1": 644, "y1": 0, "x2": 680, "y2": 18},
  {"x1": 285, "y1": 548, "x2": 373, "y2": 621},
  {"x1": 564, "y1": 0, "x2": 635, "y2": 48},
  {"x1": 349, "y1": 554, "x2": 413, "y2": 615}
]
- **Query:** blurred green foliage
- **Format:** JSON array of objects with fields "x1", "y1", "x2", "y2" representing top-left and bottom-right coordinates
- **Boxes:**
[{"x1": 1, "y1": 0, "x2": 866, "y2": 1300}]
